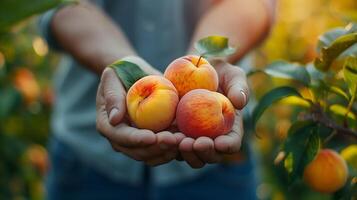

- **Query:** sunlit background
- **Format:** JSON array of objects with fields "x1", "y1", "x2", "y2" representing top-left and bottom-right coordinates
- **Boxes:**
[
  {"x1": 0, "y1": 0, "x2": 356, "y2": 199},
  {"x1": 252, "y1": 0, "x2": 357, "y2": 199}
]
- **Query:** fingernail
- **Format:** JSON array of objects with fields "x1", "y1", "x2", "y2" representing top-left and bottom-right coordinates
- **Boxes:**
[
  {"x1": 240, "y1": 90, "x2": 247, "y2": 107},
  {"x1": 109, "y1": 108, "x2": 119, "y2": 122},
  {"x1": 160, "y1": 144, "x2": 169, "y2": 150}
]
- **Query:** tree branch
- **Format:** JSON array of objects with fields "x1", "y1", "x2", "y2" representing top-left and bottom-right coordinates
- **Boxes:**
[{"x1": 299, "y1": 105, "x2": 357, "y2": 140}]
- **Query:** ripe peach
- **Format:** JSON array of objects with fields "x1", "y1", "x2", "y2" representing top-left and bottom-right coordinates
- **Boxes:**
[
  {"x1": 176, "y1": 89, "x2": 235, "y2": 139},
  {"x1": 13, "y1": 68, "x2": 40, "y2": 104},
  {"x1": 25, "y1": 144, "x2": 49, "y2": 175},
  {"x1": 303, "y1": 149, "x2": 348, "y2": 193},
  {"x1": 164, "y1": 55, "x2": 219, "y2": 97},
  {"x1": 126, "y1": 75, "x2": 179, "y2": 132},
  {"x1": 341, "y1": 145, "x2": 357, "y2": 169}
]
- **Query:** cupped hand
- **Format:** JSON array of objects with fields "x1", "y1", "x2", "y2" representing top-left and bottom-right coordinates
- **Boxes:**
[
  {"x1": 96, "y1": 56, "x2": 184, "y2": 166},
  {"x1": 177, "y1": 61, "x2": 249, "y2": 168}
]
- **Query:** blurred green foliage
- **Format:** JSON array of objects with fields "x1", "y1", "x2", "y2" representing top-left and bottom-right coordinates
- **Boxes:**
[
  {"x1": 251, "y1": 0, "x2": 357, "y2": 199},
  {"x1": 0, "y1": 0, "x2": 356, "y2": 199},
  {"x1": 0, "y1": 0, "x2": 72, "y2": 32},
  {"x1": 0, "y1": 1, "x2": 61, "y2": 197}
]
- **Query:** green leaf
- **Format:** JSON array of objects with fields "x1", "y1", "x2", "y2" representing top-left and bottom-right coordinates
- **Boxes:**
[
  {"x1": 316, "y1": 28, "x2": 347, "y2": 53},
  {"x1": 252, "y1": 86, "x2": 302, "y2": 127},
  {"x1": 278, "y1": 96, "x2": 311, "y2": 108},
  {"x1": 314, "y1": 32, "x2": 357, "y2": 71},
  {"x1": 109, "y1": 60, "x2": 148, "y2": 91},
  {"x1": 194, "y1": 35, "x2": 237, "y2": 58},
  {"x1": 283, "y1": 121, "x2": 319, "y2": 181},
  {"x1": 306, "y1": 62, "x2": 325, "y2": 81},
  {"x1": 0, "y1": 86, "x2": 22, "y2": 118},
  {"x1": 303, "y1": 130, "x2": 321, "y2": 166},
  {"x1": 329, "y1": 86, "x2": 350, "y2": 101},
  {"x1": 264, "y1": 61, "x2": 311, "y2": 86},
  {"x1": 316, "y1": 23, "x2": 357, "y2": 53},
  {"x1": 343, "y1": 56, "x2": 357, "y2": 97},
  {"x1": 329, "y1": 104, "x2": 356, "y2": 121},
  {"x1": 0, "y1": 0, "x2": 74, "y2": 32},
  {"x1": 284, "y1": 153, "x2": 293, "y2": 174}
]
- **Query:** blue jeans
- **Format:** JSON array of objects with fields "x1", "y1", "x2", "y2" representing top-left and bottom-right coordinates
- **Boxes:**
[{"x1": 46, "y1": 137, "x2": 258, "y2": 200}]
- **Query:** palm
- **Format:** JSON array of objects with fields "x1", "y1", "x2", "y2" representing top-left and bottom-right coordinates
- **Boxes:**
[{"x1": 176, "y1": 61, "x2": 249, "y2": 168}]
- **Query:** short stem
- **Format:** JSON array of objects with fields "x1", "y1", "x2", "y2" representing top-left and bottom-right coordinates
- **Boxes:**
[{"x1": 196, "y1": 55, "x2": 203, "y2": 67}]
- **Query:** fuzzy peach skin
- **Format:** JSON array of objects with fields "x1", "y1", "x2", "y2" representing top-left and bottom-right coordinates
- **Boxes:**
[
  {"x1": 303, "y1": 149, "x2": 348, "y2": 194},
  {"x1": 164, "y1": 55, "x2": 219, "y2": 97},
  {"x1": 176, "y1": 89, "x2": 235, "y2": 139},
  {"x1": 126, "y1": 75, "x2": 179, "y2": 132}
]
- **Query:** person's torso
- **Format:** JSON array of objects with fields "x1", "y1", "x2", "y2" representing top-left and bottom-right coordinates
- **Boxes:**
[{"x1": 52, "y1": 0, "x2": 224, "y2": 185}]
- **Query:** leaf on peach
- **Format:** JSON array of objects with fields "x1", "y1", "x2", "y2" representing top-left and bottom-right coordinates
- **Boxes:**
[
  {"x1": 109, "y1": 60, "x2": 148, "y2": 91},
  {"x1": 194, "y1": 35, "x2": 237, "y2": 58}
]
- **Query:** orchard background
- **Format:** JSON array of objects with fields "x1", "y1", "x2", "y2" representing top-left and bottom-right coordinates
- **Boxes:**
[{"x1": 0, "y1": 0, "x2": 356, "y2": 199}]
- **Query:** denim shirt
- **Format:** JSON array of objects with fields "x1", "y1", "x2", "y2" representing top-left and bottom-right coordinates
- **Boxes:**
[{"x1": 39, "y1": 0, "x2": 254, "y2": 186}]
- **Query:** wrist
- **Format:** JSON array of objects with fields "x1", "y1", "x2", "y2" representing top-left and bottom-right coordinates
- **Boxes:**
[{"x1": 100, "y1": 51, "x2": 135, "y2": 69}]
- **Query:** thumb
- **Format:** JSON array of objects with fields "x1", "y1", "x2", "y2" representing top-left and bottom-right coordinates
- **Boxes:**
[
  {"x1": 226, "y1": 84, "x2": 248, "y2": 110},
  {"x1": 215, "y1": 62, "x2": 249, "y2": 109},
  {"x1": 101, "y1": 67, "x2": 127, "y2": 125}
]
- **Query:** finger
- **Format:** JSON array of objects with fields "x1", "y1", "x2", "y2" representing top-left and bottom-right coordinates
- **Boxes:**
[
  {"x1": 97, "y1": 91, "x2": 156, "y2": 149},
  {"x1": 227, "y1": 84, "x2": 248, "y2": 110},
  {"x1": 214, "y1": 123, "x2": 243, "y2": 154},
  {"x1": 193, "y1": 137, "x2": 222, "y2": 163},
  {"x1": 171, "y1": 132, "x2": 186, "y2": 161},
  {"x1": 215, "y1": 62, "x2": 249, "y2": 109},
  {"x1": 214, "y1": 111, "x2": 243, "y2": 154},
  {"x1": 101, "y1": 67, "x2": 127, "y2": 125},
  {"x1": 113, "y1": 124, "x2": 157, "y2": 147},
  {"x1": 145, "y1": 149, "x2": 177, "y2": 166},
  {"x1": 96, "y1": 93, "x2": 116, "y2": 139},
  {"x1": 116, "y1": 144, "x2": 166, "y2": 162},
  {"x1": 173, "y1": 132, "x2": 186, "y2": 144},
  {"x1": 214, "y1": 132, "x2": 242, "y2": 154},
  {"x1": 156, "y1": 131, "x2": 177, "y2": 150},
  {"x1": 179, "y1": 138, "x2": 205, "y2": 168}
]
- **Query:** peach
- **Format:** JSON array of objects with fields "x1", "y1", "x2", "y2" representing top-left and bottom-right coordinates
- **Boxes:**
[
  {"x1": 176, "y1": 89, "x2": 235, "y2": 139},
  {"x1": 303, "y1": 149, "x2": 348, "y2": 193},
  {"x1": 126, "y1": 75, "x2": 179, "y2": 132},
  {"x1": 341, "y1": 145, "x2": 357, "y2": 169},
  {"x1": 25, "y1": 144, "x2": 49, "y2": 175},
  {"x1": 164, "y1": 55, "x2": 219, "y2": 97},
  {"x1": 13, "y1": 68, "x2": 40, "y2": 104}
]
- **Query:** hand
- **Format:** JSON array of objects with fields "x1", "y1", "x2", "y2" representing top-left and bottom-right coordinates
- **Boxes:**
[
  {"x1": 177, "y1": 61, "x2": 249, "y2": 168},
  {"x1": 96, "y1": 56, "x2": 184, "y2": 166}
]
